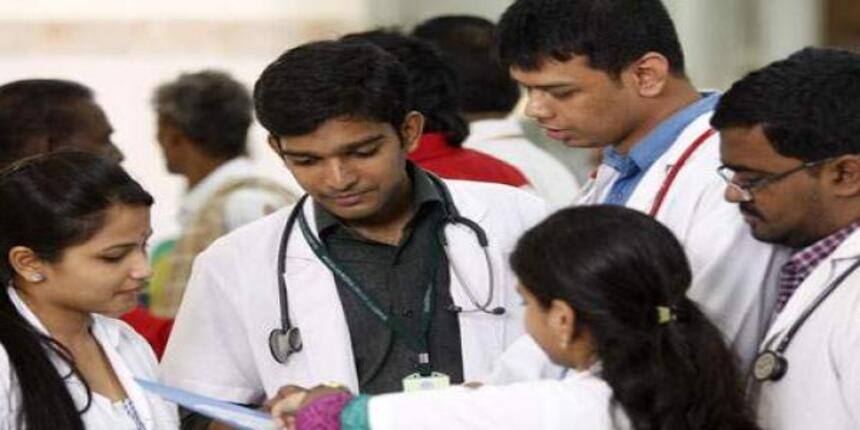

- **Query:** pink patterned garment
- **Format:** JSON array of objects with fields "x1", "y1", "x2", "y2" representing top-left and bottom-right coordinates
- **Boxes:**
[
  {"x1": 774, "y1": 221, "x2": 860, "y2": 313},
  {"x1": 295, "y1": 392, "x2": 354, "y2": 430}
]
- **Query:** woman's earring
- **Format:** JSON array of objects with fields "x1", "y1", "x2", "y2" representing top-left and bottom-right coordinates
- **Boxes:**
[{"x1": 30, "y1": 273, "x2": 45, "y2": 282}]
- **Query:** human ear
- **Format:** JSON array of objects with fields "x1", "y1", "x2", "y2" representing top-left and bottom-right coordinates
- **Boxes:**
[
  {"x1": 8, "y1": 246, "x2": 47, "y2": 283},
  {"x1": 626, "y1": 52, "x2": 670, "y2": 98},
  {"x1": 548, "y1": 299, "x2": 577, "y2": 347},
  {"x1": 400, "y1": 111, "x2": 425, "y2": 153},
  {"x1": 827, "y1": 155, "x2": 860, "y2": 198}
]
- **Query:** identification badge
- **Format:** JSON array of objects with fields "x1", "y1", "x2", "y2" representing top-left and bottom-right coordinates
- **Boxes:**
[{"x1": 402, "y1": 372, "x2": 450, "y2": 392}]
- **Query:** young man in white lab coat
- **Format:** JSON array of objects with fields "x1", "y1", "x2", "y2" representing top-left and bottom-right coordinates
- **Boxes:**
[
  {"x1": 713, "y1": 47, "x2": 860, "y2": 430},
  {"x1": 494, "y1": 0, "x2": 785, "y2": 373},
  {"x1": 159, "y1": 40, "x2": 548, "y2": 429}
]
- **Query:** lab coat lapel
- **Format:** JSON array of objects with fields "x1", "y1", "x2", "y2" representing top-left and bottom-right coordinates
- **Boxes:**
[
  {"x1": 440, "y1": 183, "x2": 505, "y2": 380},
  {"x1": 282, "y1": 201, "x2": 359, "y2": 390},
  {"x1": 90, "y1": 319, "x2": 156, "y2": 427},
  {"x1": 762, "y1": 231, "x2": 860, "y2": 347},
  {"x1": 626, "y1": 114, "x2": 714, "y2": 217}
]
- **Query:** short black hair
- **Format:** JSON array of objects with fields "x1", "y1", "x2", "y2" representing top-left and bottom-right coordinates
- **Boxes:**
[
  {"x1": 342, "y1": 30, "x2": 469, "y2": 146},
  {"x1": 712, "y1": 47, "x2": 860, "y2": 162},
  {"x1": 254, "y1": 40, "x2": 410, "y2": 138},
  {"x1": 0, "y1": 79, "x2": 93, "y2": 167},
  {"x1": 153, "y1": 70, "x2": 252, "y2": 159},
  {"x1": 414, "y1": 15, "x2": 520, "y2": 114},
  {"x1": 497, "y1": 0, "x2": 686, "y2": 77}
]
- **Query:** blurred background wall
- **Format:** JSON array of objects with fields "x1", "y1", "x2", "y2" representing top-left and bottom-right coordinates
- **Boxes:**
[{"x1": 0, "y1": 0, "x2": 854, "y2": 242}]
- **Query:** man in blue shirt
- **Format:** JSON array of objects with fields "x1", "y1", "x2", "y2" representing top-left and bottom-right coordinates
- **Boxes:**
[{"x1": 496, "y1": 0, "x2": 786, "y2": 371}]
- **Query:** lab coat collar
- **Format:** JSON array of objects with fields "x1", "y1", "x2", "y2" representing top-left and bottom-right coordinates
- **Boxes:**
[
  {"x1": 5, "y1": 287, "x2": 155, "y2": 424},
  {"x1": 278, "y1": 179, "x2": 496, "y2": 389},
  {"x1": 764, "y1": 229, "x2": 860, "y2": 346},
  {"x1": 286, "y1": 178, "x2": 490, "y2": 260}
]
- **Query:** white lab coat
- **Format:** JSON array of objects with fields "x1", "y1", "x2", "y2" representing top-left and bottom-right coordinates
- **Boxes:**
[
  {"x1": 159, "y1": 179, "x2": 549, "y2": 403},
  {"x1": 488, "y1": 112, "x2": 787, "y2": 382},
  {"x1": 0, "y1": 288, "x2": 178, "y2": 430},
  {"x1": 368, "y1": 366, "x2": 630, "y2": 430},
  {"x1": 753, "y1": 230, "x2": 860, "y2": 429},
  {"x1": 579, "y1": 112, "x2": 786, "y2": 370}
]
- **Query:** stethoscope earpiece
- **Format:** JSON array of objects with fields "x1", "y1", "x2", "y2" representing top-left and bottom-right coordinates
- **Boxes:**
[{"x1": 752, "y1": 350, "x2": 788, "y2": 382}]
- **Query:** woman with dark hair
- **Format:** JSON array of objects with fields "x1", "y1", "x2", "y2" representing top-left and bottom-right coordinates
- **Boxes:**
[
  {"x1": 0, "y1": 152, "x2": 178, "y2": 429},
  {"x1": 269, "y1": 205, "x2": 757, "y2": 430}
]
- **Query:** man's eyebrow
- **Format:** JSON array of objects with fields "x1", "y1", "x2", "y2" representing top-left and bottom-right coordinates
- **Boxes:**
[
  {"x1": 279, "y1": 134, "x2": 385, "y2": 158},
  {"x1": 720, "y1": 162, "x2": 760, "y2": 173},
  {"x1": 518, "y1": 82, "x2": 576, "y2": 91}
]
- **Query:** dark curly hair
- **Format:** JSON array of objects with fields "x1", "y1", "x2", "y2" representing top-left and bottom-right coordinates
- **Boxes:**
[
  {"x1": 342, "y1": 30, "x2": 470, "y2": 146},
  {"x1": 254, "y1": 40, "x2": 410, "y2": 139},
  {"x1": 497, "y1": 0, "x2": 686, "y2": 78},
  {"x1": 712, "y1": 47, "x2": 860, "y2": 162}
]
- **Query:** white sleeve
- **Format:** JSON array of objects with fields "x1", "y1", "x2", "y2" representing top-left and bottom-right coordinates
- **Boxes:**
[
  {"x1": 159, "y1": 242, "x2": 265, "y2": 403},
  {"x1": 368, "y1": 379, "x2": 608, "y2": 430},
  {"x1": 222, "y1": 189, "x2": 291, "y2": 232},
  {"x1": 485, "y1": 335, "x2": 564, "y2": 384}
]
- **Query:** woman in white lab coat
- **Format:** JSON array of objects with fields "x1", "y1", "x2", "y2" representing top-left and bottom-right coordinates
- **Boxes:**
[
  {"x1": 271, "y1": 205, "x2": 758, "y2": 430},
  {"x1": 0, "y1": 152, "x2": 178, "y2": 429}
]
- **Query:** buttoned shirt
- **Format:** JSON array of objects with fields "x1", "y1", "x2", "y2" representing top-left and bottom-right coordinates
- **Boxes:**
[
  {"x1": 602, "y1": 93, "x2": 719, "y2": 205},
  {"x1": 774, "y1": 221, "x2": 860, "y2": 313}
]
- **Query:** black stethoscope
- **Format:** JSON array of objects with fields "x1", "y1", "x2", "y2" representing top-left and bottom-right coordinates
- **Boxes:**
[
  {"x1": 752, "y1": 258, "x2": 860, "y2": 382},
  {"x1": 269, "y1": 174, "x2": 505, "y2": 364}
]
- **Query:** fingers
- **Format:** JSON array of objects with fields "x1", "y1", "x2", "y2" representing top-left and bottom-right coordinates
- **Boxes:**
[{"x1": 270, "y1": 391, "x2": 308, "y2": 427}]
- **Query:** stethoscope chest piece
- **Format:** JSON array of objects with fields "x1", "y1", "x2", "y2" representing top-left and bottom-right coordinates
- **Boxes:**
[
  {"x1": 753, "y1": 350, "x2": 788, "y2": 382},
  {"x1": 269, "y1": 326, "x2": 303, "y2": 364}
]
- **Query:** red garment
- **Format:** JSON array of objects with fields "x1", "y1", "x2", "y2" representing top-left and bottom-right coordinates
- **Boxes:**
[
  {"x1": 408, "y1": 133, "x2": 530, "y2": 187},
  {"x1": 121, "y1": 307, "x2": 174, "y2": 360}
]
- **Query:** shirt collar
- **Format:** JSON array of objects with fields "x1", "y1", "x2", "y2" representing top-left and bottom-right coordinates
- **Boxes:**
[
  {"x1": 783, "y1": 221, "x2": 860, "y2": 277},
  {"x1": 313, "y1": 162, "x2": 443, "y2": 235},
  {"x1": 178, "y1": 157, "x2": 255, "y2": 227},
  {"x1": 602, "y1": 92, "x2": 720, "y2": 178}
]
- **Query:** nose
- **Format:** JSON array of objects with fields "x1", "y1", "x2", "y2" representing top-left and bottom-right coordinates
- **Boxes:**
[
  {"x1": 724, "y1": 182, "x2": 752, "y2": 203},
  {"x1": 130, "y1": 250, "x2": 153, "y2": 281},
  {"x1": 524, "y1": 91, "x2": 552, "y2": 120},
  {"x1": 324, "y1": 159, "x2": 358, "y2": 192}
]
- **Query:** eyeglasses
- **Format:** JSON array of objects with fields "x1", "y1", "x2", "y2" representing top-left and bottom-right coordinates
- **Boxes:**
[{"x1": 716, "y1": 158, "x2": 833, "y2": 202}]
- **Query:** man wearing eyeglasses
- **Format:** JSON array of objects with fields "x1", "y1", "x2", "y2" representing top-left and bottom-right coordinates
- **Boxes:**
[{"x1": 713, "y1": 47, "x2": 860, "y2": 430}]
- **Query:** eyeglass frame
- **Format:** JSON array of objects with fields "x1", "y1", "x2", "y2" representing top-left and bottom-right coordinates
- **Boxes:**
[{"x1": 716, "y1": 158, "x2": 834, "y2": 202}]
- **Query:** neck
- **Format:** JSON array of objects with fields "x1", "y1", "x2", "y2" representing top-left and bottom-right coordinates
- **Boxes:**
[
  {"x1": 614, "y1": 79, "x2": 701, "y2": 155},
  {"x1": 16, "y1": 287, "x2": 92, "y2": 348},
  {"x1": 185, "y1": 156, "x2": 231, "y2": 188},
  {"x1": 464, "y1": 111, "x2": 508, "y2": 122},
  {"x1": 345, "y1": 174, "x2": 415, "y2": 245}
]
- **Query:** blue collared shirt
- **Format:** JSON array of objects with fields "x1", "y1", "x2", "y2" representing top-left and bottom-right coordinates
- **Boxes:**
[{"x1": 602, "y1": 92, "x2": 720, "y2": 205}]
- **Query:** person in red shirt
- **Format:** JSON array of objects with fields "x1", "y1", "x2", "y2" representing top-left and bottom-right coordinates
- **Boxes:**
[{"x1": 342, "y1": 30, "x2": 530, "y2": 188}]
